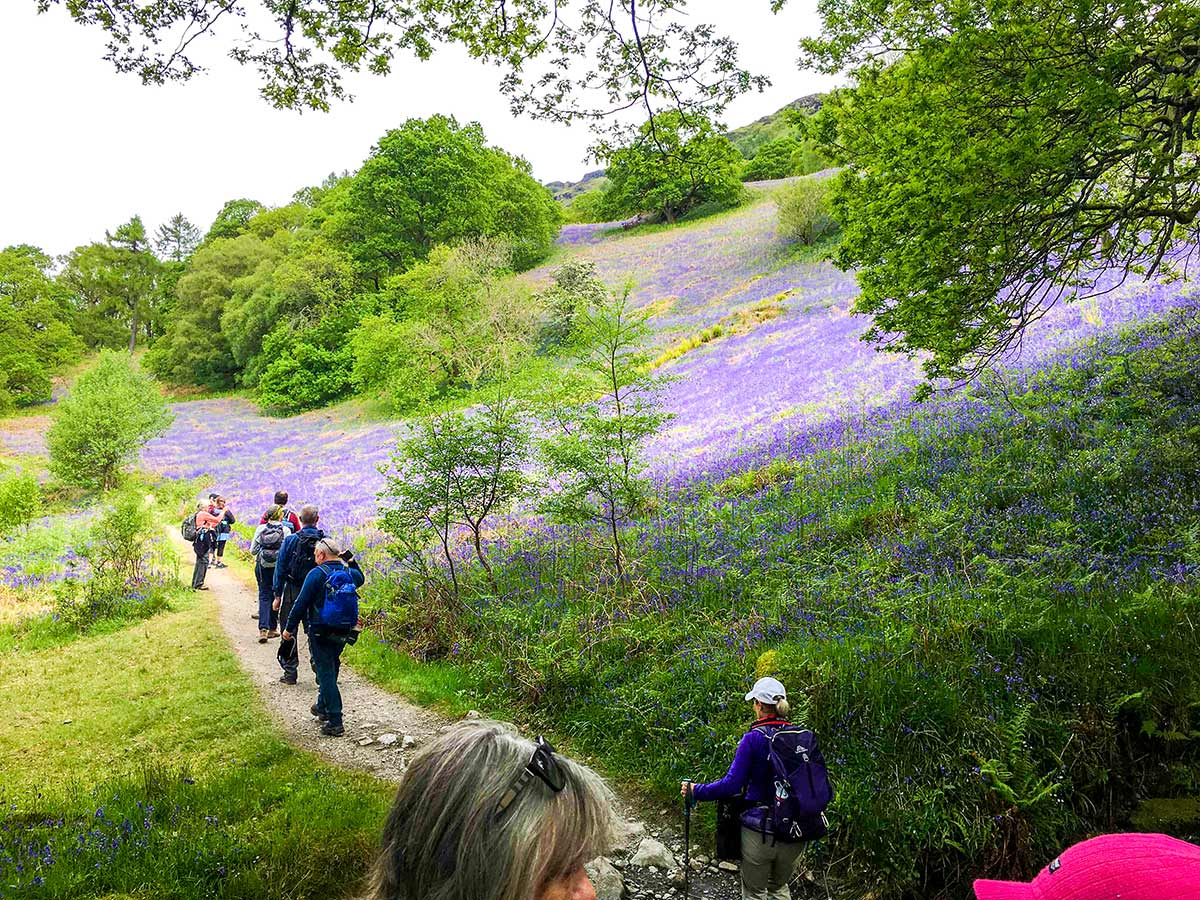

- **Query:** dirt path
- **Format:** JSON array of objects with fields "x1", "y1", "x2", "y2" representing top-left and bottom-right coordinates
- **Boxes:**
[
  {"x1": 178, "y1": 540, "x2": 444, "y2": 780},
  {"x1": 176, "y1": 534, "x2": 743, "y2": 899}
]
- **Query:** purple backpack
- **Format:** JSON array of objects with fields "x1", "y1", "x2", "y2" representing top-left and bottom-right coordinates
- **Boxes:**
[{"x1": 748, "y1": 724, "x2": 833, "y2": 842}]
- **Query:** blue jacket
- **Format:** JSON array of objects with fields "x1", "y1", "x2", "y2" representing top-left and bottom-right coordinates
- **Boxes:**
[
  {"x1": 272, "y1": 525, "x2": 324, "y2": 596},
  {"x1": 284, "y1": 559, "x2": 364, "y2": 634},
  {"x1": 692, "y1": 719, "x2": 790, "y2": 806}
]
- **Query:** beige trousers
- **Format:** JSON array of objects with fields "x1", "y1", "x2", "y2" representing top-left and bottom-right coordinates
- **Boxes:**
[{"x1": 739, "y1": 826, "x2": 803, "y2": 900}]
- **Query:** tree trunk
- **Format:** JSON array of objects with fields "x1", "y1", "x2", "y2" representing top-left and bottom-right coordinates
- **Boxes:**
[{"x1": 128, "y1": 306, "x2": 140, "y2": 352}]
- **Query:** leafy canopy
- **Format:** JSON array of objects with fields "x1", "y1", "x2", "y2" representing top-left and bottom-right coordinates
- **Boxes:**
[
  {"x1": 324, "y1": 115, "x2": 561, "y2": 281},
  {"x1": 36, "y1": 1, "x2": 765, "y2": 119},
  {"x1": 600, "y1": 111, "x2": 744, "y2": 224},
  {"x1": 48, "y1": 351, "x2": 174, "y2": 490},
  {"x1": 798, "y1": 0, "x2": 1200, "y2": 385}
]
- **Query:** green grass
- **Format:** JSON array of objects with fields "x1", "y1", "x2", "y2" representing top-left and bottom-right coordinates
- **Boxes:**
[
  {"x1": 0, "y1": 588, "x2": 391, "y2": 899},
  {"x1": 364, "y1": 308, "x2": 1200, "y2": 898}
]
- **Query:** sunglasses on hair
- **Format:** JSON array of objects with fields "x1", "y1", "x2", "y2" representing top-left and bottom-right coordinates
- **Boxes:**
[{"x1": 493, "y1": 737, "x2": 566, "y2": 821}]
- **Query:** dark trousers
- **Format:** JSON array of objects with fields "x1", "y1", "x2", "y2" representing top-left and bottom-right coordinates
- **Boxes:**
[
  {"x1": 216, "y1": 536, "x2": 229, "y2": 558},
  {"x1": 276, "y1": 583, "x2": 301, "y2": 679},
  {"x1": 191, "y1": 547, "x2": 208, "y2": 588},
  {"x1": 309, "y1": 634, "x2": 345, "y2": 727},
  {"x1": 255, "y1": 562, "x2": 277, "y2": 630}
]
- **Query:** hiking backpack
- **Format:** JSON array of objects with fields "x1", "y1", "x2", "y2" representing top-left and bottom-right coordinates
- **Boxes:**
[
  {"x1": 181, "y1": 512, "x2": 198, "y2": 542},
  {"x1": 258, "y1": 523, "x2": 285, "y2": 567},
  {"x1": 285, "y1": 530, "x2": 323, "y2": 586},
  {"x1": 313, "y1": 564, "x2": 360, "y2": 634},
  {"x1": 752, "y1": 723, "x2": 834, "y2": 842}
]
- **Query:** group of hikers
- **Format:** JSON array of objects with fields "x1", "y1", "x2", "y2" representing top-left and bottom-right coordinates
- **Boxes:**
[
  {"x1": 183, "y1": 490, "x2": 363, "y2": 738},
  {"x1": 180, "y1": 496, "x2": 1199, "y2": 900}
]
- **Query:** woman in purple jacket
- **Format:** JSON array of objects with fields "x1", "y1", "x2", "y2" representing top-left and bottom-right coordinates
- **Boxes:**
[{"x1": 682, "y1": 677, "x2": 803, "y2": 900}]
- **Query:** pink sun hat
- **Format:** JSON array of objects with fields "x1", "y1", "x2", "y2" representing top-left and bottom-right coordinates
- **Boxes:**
[{"x1": 974, "y1": 833, "x2": 1200, "y2": 900}]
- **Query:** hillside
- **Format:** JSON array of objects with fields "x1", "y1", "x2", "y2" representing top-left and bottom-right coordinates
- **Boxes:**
[
  {"x1": 4, "y1": 184, "x2": 1198, "y2": 899},
  {"x1": 725, "y1": 93, "x2": 823, "y2": 159}
]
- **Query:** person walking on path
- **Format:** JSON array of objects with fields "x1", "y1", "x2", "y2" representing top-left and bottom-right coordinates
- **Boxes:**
[
  {"x1": 281, "y1": 536, "x2": 363, "y2": 737},
  {"x1": 212, "y1": 495, "x2": 236, "y2": 568},
  {"x1": 273, "y1": 504, "x2": 324, "y2": 685},
  {"x1": 191, "y1": 502, "x2": 222, "y2": 590},
  {"x1": 364, "y1": 719, "x2": 617, "y2": 900},
  {"x1": 260, "y1": 490, "x2": 300, "y2": 534},
  {"x1": 681, "y1": 677, "x2": 805, "y2": 900},
  {"x1": 250, "y1": 504, "x2": 288, "y2": 642}
]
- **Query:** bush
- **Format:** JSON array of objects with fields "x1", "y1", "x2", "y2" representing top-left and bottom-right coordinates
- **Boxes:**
[
  {"x1": 1, "y1": 352, "x2": 52, "y2": 407},
  {"x1": 47, "y1": 352, "x2": 174, "y2": 490},
  {"x1": 0, "y1": 471, "x2": 41, "y2": 534},
  {"x1": 349, "y1": 315, "x2": 441, "y2": 412},
  {"x1": 535, "y1": 261, "x2": 611, "y2": 350},
  {"x1": 741, "y1": 137, "x2": 803, "y2": 182},
  {"x1": 256, "y1": 309, "x2": 357, "y2": 415},
  {"x1": 776, "y1": 177, "x2": 838, "y2": 245},
  {"x1": 53, "y1": 488, "x2": 175, "y2": 633}
]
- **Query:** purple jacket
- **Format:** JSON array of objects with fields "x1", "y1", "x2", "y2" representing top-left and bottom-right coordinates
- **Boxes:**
[{"x1": 692, "y1": 719, "x2": 790, "y2": 805}]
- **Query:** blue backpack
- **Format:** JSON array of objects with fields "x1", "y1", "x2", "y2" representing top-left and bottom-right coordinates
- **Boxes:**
[
  {"x1": 746, "y1": 723, "x2": 833, "y2": 843},
  {"x1": 313, "y1": 564, "x2": 360, "y2": 634}
]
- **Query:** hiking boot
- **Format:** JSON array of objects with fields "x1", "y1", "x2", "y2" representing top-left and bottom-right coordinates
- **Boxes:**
[
  {"x1": 194, "y1": 585, "x2": 209, "y2": 591},
  {"x1": 214, "y1": 561, "x2": 227, "y2": 568},
  {"x1": 310, "y1": 704, "x2": 329, "y2": 721},
  {"x1": 279, "y1": 674, "x2": 297, "y2": 685},
  {"x1": 250, "y1": 612, "x2": 258, "y2": 620},
  {"x1": 320, "y1": 722, "x2": 345, "y2": 737},
  {"x1": 266, "y1": 630, "x2": 279, "y2": 639},
  {"x1": 258, "y1": 630, "x2": 268, "y2": 644}
]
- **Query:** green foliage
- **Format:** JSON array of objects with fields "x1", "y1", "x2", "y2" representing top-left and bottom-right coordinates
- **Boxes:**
[
  {"x1": 740, "y1": 137, "x2": 801, "y2": 181},
  {"x1": 0, "y1": 471, "x2": 41, "y2": 534},
  {"x1": 47, "y1": 352, "x2": 174, "y2": 490},
  {"x1": 255, "y1": 305, "x2": 358, "y2": 415},
  {"x1": 204, "y1": 198, "x2": 266, "y2": 243},
  {"x1": 600, "y1": 112, "x2": 745, "y2": 225},
  {"x1": 60, "y1": 217, "x2": 165, "y2": 352},
  {"x1": 539, "y1": 290, "x2": 670, "y2": 577},
  {"x1": 53, "y1": 489, "x2": 174, "y2": 634},
  {"x1": 380, "y1": 392, "x2": 531, "y2": 597},
  {"x1": 325, "y1": 116, "x2": 561, "y2": 281},
  {"x1": 154, "y1": 213, "x2": 202, "y2": 262},
  {"x1": 0, "y1": 244, "x2": 85, "y2": 372},
  {"x1": 535, "y1": 260, "x2": 610, "y2": 350},
  {"x1": 776, "y1": 177, "x2": 837, "y2": 245},
  {"x1": 562, "y1": 188, "x2": 610, "y2": 224},
  {"x1": 801, "y1": 0, "x2": 1200, "y2": 383},
  {"x1": 369, "y1": 310, "x2": 1200, "y2": 897},
  {"x1": 348, "y1": 239, "x2": 537, "y2": 413}
]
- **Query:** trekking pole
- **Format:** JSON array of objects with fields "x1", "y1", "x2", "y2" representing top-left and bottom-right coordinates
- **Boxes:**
[{"x1": 682, "y1": 782, "x2": 692, "y2": 899}]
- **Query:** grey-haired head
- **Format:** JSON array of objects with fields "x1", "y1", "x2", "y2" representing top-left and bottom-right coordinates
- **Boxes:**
[{"x1": 367, "y1": 720, "x2": 617, "y2": 900}]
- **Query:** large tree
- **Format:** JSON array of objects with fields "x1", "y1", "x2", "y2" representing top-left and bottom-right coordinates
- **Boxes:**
[
  {"x1": 600, "y1": 111, "x2": 743, "y2": 223},
  {"x1": 155, "y1": 213, "x2": 202, "y2": 262},
  {"x1": 323, "y1": 115, "x2": 561, "y2": 282},
  {"x1": 799, "y1": 0, "x2": 1200, "y2": 386},
  {"x1": 60, "y1": 216, "x2": 164, "y2": 352},
  {"x1": 34, "y1": 1, "x2": 764, "y2": 119}
]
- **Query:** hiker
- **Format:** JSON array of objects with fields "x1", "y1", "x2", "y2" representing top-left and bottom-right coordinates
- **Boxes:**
[
  {"x1": 205, "y1": 493, "x2": 220, "y2": 563},
  {"x1": 974, "y1": 832, "x2": 1200, "y2": 899},
  {"x1": 211, "y1": 495, "x2": 236, "y2": 568},
  {"x1": 280, "y1": 536, "x2": 363, "y2": 737},
  {"x1": 272, "y1": 504, "x2": 324, "y2": 685},
  {"x1": 190, "y1": 502, "x2": 222, "y2": 590},
  {"x1": 681, "y1": 677, "x2": 830, "y2": 900},
  {"x1": 249, "y1": 504, "x2": 287, "y2": 642},
  {"x1": 260, "y1": 490, "x2": 301, "y2": 533},
  {"x1": 364, "y1": 719, "x2": 617, "y2": 900}
]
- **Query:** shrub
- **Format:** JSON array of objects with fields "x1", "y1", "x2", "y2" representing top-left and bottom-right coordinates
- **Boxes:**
[
  {"x1": 256, "y1": 309, "x2": 357, "y2": 415},
  {"x1": 54, "y1": 489, "x2": 174, "y2": 633},
  {"x1": 740, "y1": 137, "x2": 803, "y2": 182},
  {"x1": 0, "y1": 471, "x2": 41, "y2": 534},
  {"x1": 535, "y1": 261, "x2": 611, "y2": 350},
  {"x1": 47, "y1": 352, "x2": 174, "y2": 490},
  {"x1": 776, "y1": 177, "x2": 837, "y2": 245},
  {"x1": 349, "y1": 315, "x2": 441, "y2": 412},
  {"x1": 1, "y1": 352, "x2": 52, "y2": 407}
]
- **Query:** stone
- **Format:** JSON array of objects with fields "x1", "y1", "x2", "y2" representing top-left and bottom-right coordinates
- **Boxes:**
[
  {"x1": 357, "y1": 737, "x2": 375, "y2": 747},
  {"x1": 377, "y1": 733, "x2": 399, "y2": 746},
  {"x1": 630, "y1": 837, "x2": 677, "y2": 871},
  {"x1": 585, "y1": 857, "x2": 625, "y2": 900},
  {"x1": 465, "y1": 709, "x2": 483, "y2": 720},
  {"x1": 614, "y1": 818, "x2": 646, "y2": 849},
  {"x1": 402, "y1": 734, "x2": 418, "y2": 749},
  {"x1": 694, "y1": 855, "x2": 710, "y2": 867},
  {"x1": 669, "y1": 868, "x2": 686, "y2": 886},
  {"x1": 718, "y1": 860, "x2": 739, "y2": 872}
]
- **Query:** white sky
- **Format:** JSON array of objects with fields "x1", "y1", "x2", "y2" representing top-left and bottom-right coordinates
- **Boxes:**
[{"x1": 0, "y1": 1, "x2": 840, "y2": 256}]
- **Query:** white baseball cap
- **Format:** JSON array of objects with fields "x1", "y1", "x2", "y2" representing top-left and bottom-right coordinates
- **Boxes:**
[{"x1": 745, "y1": 677, "x2": 787, "y2": 705}]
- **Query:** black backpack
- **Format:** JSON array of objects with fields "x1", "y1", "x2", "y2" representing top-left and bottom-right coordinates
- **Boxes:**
[
  {"x1": 258, "y1": 523, "x2": 286, "y2": 567},
  {"x1": 285, "y1": 529, "x2": 324, "y2": 586},
  {"x1": 181, "y1": 512, "x2": 197, "y2": 542}
]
